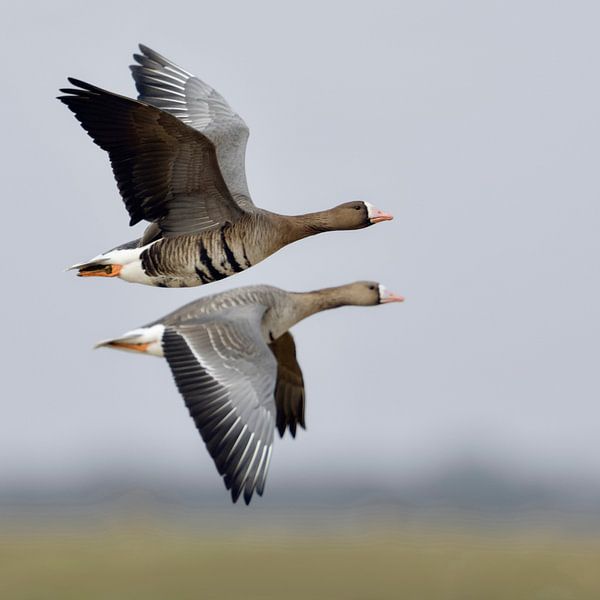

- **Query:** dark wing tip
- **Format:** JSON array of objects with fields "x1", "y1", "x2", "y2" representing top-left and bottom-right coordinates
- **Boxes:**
[
  {"x1": 276, "y1": 421, "x2": 286, "y2": 438},
  {"x1": 230, "y1": 485, "x2": 242, "y2": 504},
  {"x1": 256, "y1": 464, "x2": 268, "y2": 497},
  {"x1": 58, "y1": 79, "x2": 90, "y2": 101},
  {"x1": 299, "y1": 412, "x2": 306, "y2": 429},
  {"x1": 138, "y1": 44, "x2": 167, "y2": 65},
  {"x1": 60, "y1": 78, "x2": 106, "y2": 97},
  {"x1": 67, "y1": 77, "x2": 91, "y2": 89},
  {"x1": 57, "y1": 89, "x2": 85, "y2": 102}
]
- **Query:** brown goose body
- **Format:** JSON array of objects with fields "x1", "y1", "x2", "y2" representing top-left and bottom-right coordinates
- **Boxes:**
[
  {"x1": 96, "y1": 281, "x2": 405, "y2": 503},
  {"x1": 136, "y1": 208, "x2": 377, "y2": 288},
  {"x1": 60, "y1": 46, "x2": 393, "y2": 288}
]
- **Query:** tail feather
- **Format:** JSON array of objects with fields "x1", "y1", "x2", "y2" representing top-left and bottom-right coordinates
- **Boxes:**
[
  {"x1": 67, "y1": 245, "x2": 153, "y2": 282},
  {"x1": 94, "y1": 332, "x2": 144, "y2": 349},
  {"x1": 66, "y1": 257, "x2": 111, "y2": 272},
  {"x1": 95, "y1": 325, "x2": 165, "y2": 356}
]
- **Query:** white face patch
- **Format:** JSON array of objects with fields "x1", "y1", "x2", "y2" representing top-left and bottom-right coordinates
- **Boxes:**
[
  {"x1": 364, "y1": 201, "x2": 376, "y2": 220},
  {"x1": 378, "y1": 284, "x2": 387, "y2": 303}
]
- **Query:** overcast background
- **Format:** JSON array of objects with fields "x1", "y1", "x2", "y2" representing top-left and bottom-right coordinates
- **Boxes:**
[{"x1": 1, "y1": 0, "x2": 598, "y2": 507}]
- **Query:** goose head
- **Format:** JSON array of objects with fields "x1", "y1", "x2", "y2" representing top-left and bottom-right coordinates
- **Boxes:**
[
  {"x1": 326, "y1": 201, "x2": 393, "y2": 230},
  {"x1": 336, "y1": 281, "x2": 405, "y2": 306}
]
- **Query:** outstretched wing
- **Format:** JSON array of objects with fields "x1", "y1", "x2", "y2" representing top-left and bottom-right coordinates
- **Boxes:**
[
  {"x1": 162, "y1": 306, "x2": 277, "y2": 504},
  {"x1": 131, "y1": 44, "x2": 253, "y2": 210},
  {"x1": 269, "y1": 332, "x2": 306, "y2": 438},
  {"x1": 58, "y1": 79, "x2": 245, "y2": 236}
]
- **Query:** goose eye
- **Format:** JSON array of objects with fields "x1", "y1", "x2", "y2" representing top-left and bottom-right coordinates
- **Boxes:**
[
  {"x1": 354, "y1": 205, "x2": 362, "y2": 210},
  {"x1": 368, "y1": 285, "x2": 375, "y2": 290}
]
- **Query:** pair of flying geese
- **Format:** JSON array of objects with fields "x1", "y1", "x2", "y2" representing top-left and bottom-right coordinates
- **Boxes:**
[{"x1": 60, "y1": 45, "x2": 403, "y2": 504}]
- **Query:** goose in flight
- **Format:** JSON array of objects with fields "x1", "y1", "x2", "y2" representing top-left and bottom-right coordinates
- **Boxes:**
[
  {"x1": 59, "y1": 45, "x2": 393, "y2": 288},
  {"x1": 96, "y1": 281, "x2": 404, "y2": 503}
]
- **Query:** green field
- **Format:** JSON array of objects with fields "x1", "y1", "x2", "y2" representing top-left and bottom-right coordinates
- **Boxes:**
[{"x1": 2, "y1": 522, "x2": 600, "y2": 599}]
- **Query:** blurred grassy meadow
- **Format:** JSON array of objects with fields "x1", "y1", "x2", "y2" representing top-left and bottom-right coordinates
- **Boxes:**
[
  {"x1": 3, "y1": 514, "x2": 600, "y2": 599},
  {"x1": 2, "y1": 461, "x2": 600, "y2": 598}
]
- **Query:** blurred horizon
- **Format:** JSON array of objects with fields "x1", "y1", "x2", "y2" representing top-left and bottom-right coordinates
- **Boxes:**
[{"x1": 3, "y1": 456, "x2": 600, "y2": 527}]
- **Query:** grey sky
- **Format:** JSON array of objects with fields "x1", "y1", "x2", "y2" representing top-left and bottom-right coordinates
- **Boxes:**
[{"x1": 2, "y1": 1, "x2": 599, "y2": 493}]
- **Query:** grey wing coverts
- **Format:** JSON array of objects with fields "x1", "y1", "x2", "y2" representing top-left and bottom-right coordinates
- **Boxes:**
[
  {"x1": 162, "y1": 305, "x2": 277, "y2": 504},
  {"x1": 131, "y1": 44, "x2": 253, "y2": 211}
]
